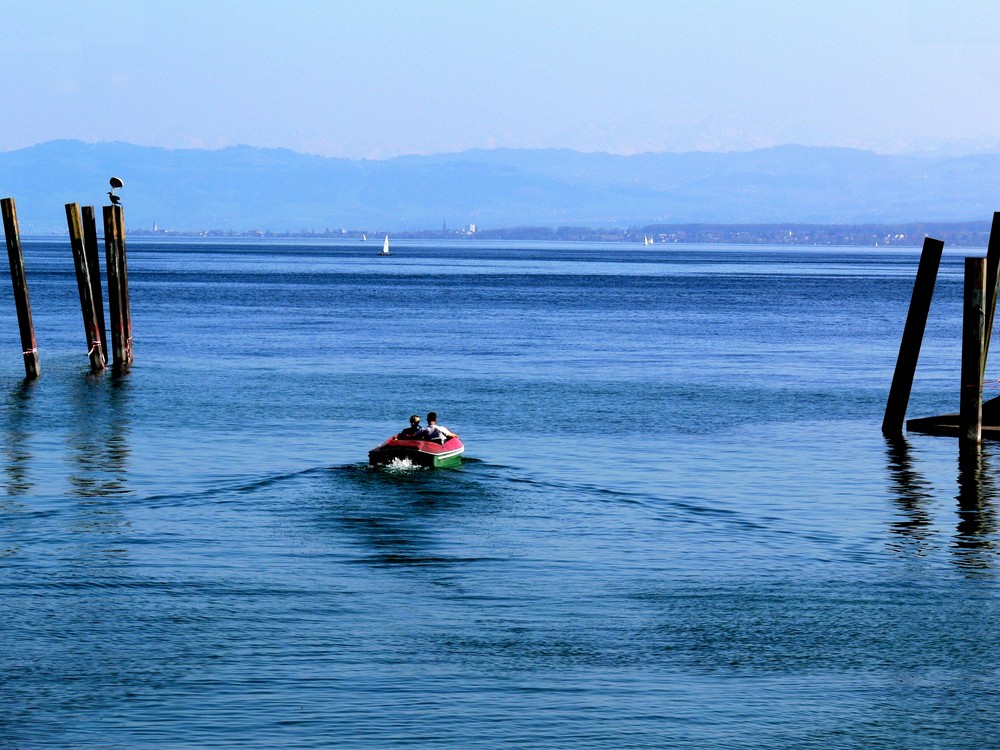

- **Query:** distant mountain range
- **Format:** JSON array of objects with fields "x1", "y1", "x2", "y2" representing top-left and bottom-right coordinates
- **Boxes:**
[{"x1": 2, "y1": 140, "x2": 1000, "y2": 233}]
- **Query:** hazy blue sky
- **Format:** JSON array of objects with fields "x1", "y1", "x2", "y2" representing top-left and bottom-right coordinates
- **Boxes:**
[{"x1": 3, "y1": 0, "x2": 1000, "y2": 158}]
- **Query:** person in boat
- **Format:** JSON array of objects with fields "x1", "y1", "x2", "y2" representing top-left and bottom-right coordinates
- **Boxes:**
[
  {"x1": 422, "y1": 412, "x2": 457, "y2": 442},
  {"x1": 398, "y1": 414, "x2": 422, "y2": 439}
]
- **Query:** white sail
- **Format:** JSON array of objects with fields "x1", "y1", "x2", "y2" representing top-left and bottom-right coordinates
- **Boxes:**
[{"x1": 381, "y1": 235, "x2": 390, "y2": 255}]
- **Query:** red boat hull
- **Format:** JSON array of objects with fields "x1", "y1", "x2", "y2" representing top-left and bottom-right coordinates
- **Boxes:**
[{"x1": 368, "y1": 435, "x2": 465, "y2": 468}]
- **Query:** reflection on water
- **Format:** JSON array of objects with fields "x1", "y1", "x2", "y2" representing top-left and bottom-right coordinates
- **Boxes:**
[
  {"x1": 67, "y1": 373, "x2": 131, "y2": 498},
  {"x1": 1, "y1": 380, "x2": 35, "y2": 559},
  {"x1": 954, "y1": 442, "x2": 998, "y2": 569},
  {"x1": 65, "y1": 373, "x2": 133, "y2": 566},
  {"x1": 884, "y1": 437, "x2": 937, "y2": 557},
  {"x1": 885, "y1": 436, "x2": 999, "y2": 570},
  {"x1": 3, "y1": 380, "x2": 35, "y2": 496}
]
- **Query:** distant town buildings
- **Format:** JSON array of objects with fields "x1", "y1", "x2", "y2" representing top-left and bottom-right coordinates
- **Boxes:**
[{"x1": 126, "y1": 221, "x2": 994, "y2": 247}]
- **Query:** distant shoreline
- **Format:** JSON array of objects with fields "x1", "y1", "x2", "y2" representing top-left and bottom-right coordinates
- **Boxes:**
[{"x1": 117, "y1": 221, "x2": 993, "y2": 248}]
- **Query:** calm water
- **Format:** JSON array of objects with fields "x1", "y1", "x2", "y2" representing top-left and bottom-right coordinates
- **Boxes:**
[{"x1": 2, "y1": 239, "x2": 999, "y2": 748}]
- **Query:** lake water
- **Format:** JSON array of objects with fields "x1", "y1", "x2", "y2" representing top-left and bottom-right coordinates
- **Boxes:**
[{"x1": 2, "y1": 239, "x2": 999, "y2": 748}]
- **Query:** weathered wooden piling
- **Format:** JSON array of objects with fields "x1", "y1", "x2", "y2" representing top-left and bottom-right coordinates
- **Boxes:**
[
  {"x1": 81, "y1": 206, "x2": 108, "y2": 360},
  {"x1": 1, "y1": 198, "x2": 41, "y2": 379},
  {"x1": 882, "y1": 237, "x2": 945, "y2": 435},
  {"x1": 66, "y1": 203, "x2": 105, "y2": 372},
  {"x1": 976, "y1": 213, "x2": 1000, "y2": 380},
  {"x1": 960, "y1": 257, "x2": 986, "y2": 442},
  {"x1": 115, "y1": 205, "x2": 133, "y2": 364},
  {"x1": 102, "y1": 205, "x2": 127, "y2": 369}
]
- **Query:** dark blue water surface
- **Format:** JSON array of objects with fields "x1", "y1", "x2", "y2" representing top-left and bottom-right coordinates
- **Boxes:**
[{"x1": 2, "y1": 239, "x2": 999, "y2": 748}]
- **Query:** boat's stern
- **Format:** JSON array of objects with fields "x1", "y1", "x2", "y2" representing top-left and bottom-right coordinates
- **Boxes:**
[{"x1": 368, "y1": 436, "x2": 464, "y2": 468}]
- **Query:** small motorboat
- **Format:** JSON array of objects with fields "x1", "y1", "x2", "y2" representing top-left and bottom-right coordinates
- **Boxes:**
[{"x1": 368, "y1": 434, "x2": 464, "y2": 468}]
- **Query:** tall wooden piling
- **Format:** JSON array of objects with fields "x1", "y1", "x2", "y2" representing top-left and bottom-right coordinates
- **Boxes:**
[
  {"x1": 102, "y1": 205, "x2": 126, "y2": 369},
  {"x1": 66, "y1": 203, "x2": 105, "y2": 372},
  {"x1": 882, "y1": 237, "x2": 945, "y2": 435},
  {"x1": 975, "y1": 213, "x2": 1000, "y2": 384},
  {"x1": 81, "y1": 206, "x2": 108, "y2": 360},
  {"x1": 115, "y1": 205, "x2": 133, "y2": 364},
  {"x1": 1, "y1": 198, "x2": 40, "y2": 379},
  {"x1": 961, "y1": 256, "x2": 986, "y2": 443}
]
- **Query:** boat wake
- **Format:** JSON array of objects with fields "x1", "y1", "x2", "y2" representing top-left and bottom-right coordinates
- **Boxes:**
[{"x1": 380, "y1": 457, "x2": 425, "y2": 473}]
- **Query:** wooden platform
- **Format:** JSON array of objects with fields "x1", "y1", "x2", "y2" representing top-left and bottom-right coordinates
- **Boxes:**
[{"x1": 907, "y1": 395, "x2": 1000, "y2": 439}]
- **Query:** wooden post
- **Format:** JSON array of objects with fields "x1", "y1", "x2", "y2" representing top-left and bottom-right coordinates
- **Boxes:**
[
  {"x1": 980, "y1": 211, "x2": 1000, "y2": 380},
  {"x1": 961, "y1": 256, "x2": 986, "y2": 443},
  {"x1": 81, "y1": 206, "x2": 108, "y2": 360},
  {"x1": 1, "y1": 198, "x2": 40, "y2": 379},
  {"x1": 66, "y1": 203, "x2": 105, "y2": 372},
  {"x1": 115, "y1": 205, "x2": 133, "y2": 364},
  {"x1": 102, "y1": 206, "x2": 125, "y2": 369},
  {"x1": 882, "y1": 237, "x2": 945, "y2": 435}
]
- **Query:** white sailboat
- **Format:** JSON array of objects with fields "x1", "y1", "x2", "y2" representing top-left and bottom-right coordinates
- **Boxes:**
[{"x1": 379, "y1": 234, "x2": 391, "y2": 256}]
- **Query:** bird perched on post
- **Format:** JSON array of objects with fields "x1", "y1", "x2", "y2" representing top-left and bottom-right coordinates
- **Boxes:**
[{"x1": 108, "y1": 176, "x2": 124, "y2": 205}]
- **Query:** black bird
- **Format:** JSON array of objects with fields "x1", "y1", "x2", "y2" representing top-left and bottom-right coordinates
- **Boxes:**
[{"x1": 108, "y1": 176, "x2": 124, "y2": 205}]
